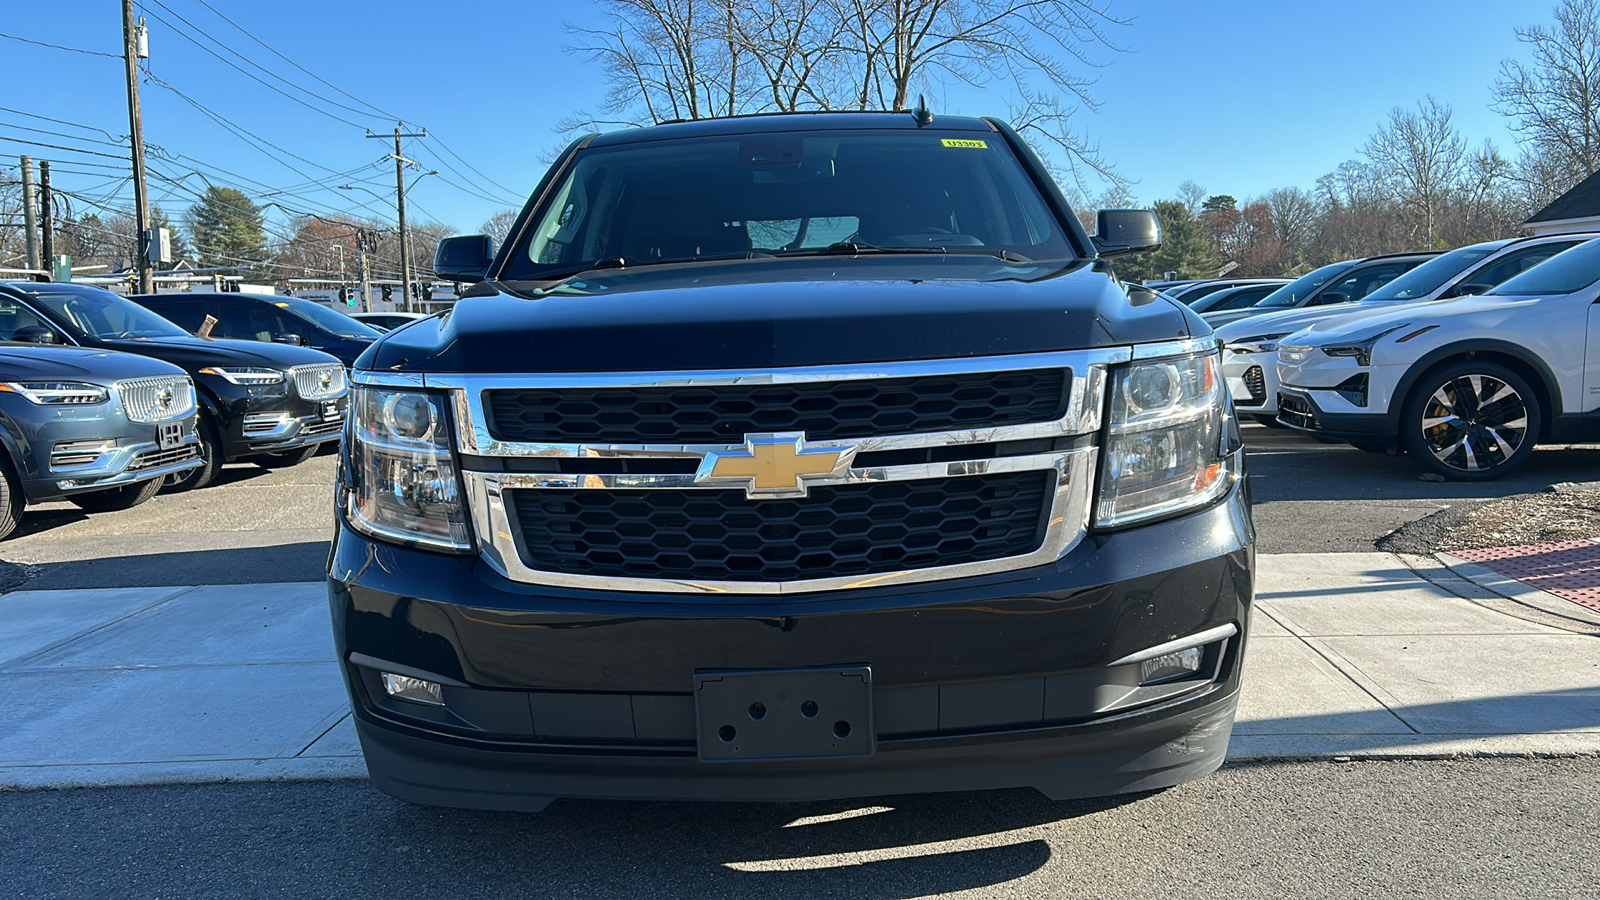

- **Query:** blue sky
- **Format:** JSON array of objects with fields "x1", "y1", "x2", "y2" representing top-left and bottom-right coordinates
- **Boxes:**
[{"x1": 1, "y1": 0, "x2": 1544, "y2": 239}]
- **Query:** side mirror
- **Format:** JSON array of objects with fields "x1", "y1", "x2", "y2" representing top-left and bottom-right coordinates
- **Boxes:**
[
  {"x1": 272, "y1": 333, "x2": 305, "y2": 346},
  {"x1": 12, "y1": 326, "x2": 56, "y2": 344},
  {"x1": 1316, "y1": 291, "x2": 1350, "y2": 306},
  {"x1": 434, "y1": 234, "x2": 497, "y2": 283},
  {"x1": 1092, "y1": 209, "x2": 1162, "y2": 259},
  {"x1": 1445, "y1": 282, "x2": 1492, "y2": 298}
]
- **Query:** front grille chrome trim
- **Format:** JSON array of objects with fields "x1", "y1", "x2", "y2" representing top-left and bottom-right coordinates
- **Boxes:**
[
  {"x1": 441, "y1": 349, "x2": 1127, "y2": 458},
  {"x1": 466, "y1": 448, "x2": 1096, "y2": 595}
]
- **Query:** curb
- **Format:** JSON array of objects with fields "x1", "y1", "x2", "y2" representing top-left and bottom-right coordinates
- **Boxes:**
[
  {"x1": 1434, "y1": 551, "x2": 1600, "y2": 629},
  {"x1": 0, "y1": 756, "x2": 367, "y2": 791}
]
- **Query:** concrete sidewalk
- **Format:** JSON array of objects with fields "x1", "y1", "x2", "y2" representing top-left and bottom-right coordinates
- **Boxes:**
[{"x1": 3, "y1": 552, "x2": 1598, "y2": 790}]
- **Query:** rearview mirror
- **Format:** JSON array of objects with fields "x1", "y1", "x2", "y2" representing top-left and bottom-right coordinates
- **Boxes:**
[
  {"x1": 12, "y1": 326, "x2": 55, "y2": 344},
  {"x1": 1092, "y1": 209, "x2": 1161, "y2": 259},
  {"x1": 434, "y1": 234, "x2": 497, "y2": 283}
]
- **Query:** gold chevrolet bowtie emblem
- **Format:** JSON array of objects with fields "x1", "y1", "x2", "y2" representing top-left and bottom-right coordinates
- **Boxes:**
[{"x1": 697, "y1": 433, "x2": 856, "y2": 498}]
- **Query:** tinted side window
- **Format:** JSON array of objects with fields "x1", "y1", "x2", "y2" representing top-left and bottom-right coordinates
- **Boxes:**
[
  {"x1": 0, "y1": 297, "x2": 59, "y2": 341},
  {"x1": 1472, "y1": 242, "x2": 1581, "y2": 288},
  {"x1": 1317, "y1": 262, "x2": 1414, "y2": 304},
  {"x1": 208, "y1": 302, "x2": 279, "y2": 342},
  {"x1": 145, "y1": 298, "x2": 207, "y2": 332}
]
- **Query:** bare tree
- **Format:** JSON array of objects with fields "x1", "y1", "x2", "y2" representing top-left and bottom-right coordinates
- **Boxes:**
[
  {"x1": 1363, "y1": 96, "x2": 1467, "y2": 247},
  {"x1": 480, "y1": 209, "x2": 520, "y2": 245},
  {"x1": 1263, "y1": 187, "x2": 1319, "y2": 259},
  {"x1": 564, "y1": 0, "x2": 1130, "y2": 191},
  {"x1": 1493, "y1": 0, "x2": 1600, "y2": 194},
  {"x1": 1176, "y1": 180, "x2": 1206, "y2": 218}
]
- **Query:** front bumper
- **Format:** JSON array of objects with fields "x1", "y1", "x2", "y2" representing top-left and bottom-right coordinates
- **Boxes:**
[
  {"x1": 327, "y1": 481, "x2": 1254, "y2": 809},
  {"x1": 1275, "y1": 387, "x2": 1395, "y2": 445},
  {"x1": 22, "y1": 433, "x2": 202, "y2": 502},
  {"x1": 233, "y1": 398, "x2": 347, "y2": 455},
  {"x1": 1223, "y1": 349, "x2": 1279, "y2": 414}
]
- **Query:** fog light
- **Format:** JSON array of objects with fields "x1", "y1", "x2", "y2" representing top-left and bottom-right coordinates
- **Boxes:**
[
  {"x1": 1139, "y1": 647, "x2": 1202, "y2": 685},
  {"x1": 381, "y1": 672, "x2": 444, "y2": 706}
]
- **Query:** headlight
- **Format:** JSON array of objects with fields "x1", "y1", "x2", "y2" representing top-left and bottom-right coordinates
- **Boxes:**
[
  {"x1": 1318, "y1": 324, "x2": 1410, "y2": 367},
  {"x1": 1096, "y1": 350, "x2": 1235, "y2": 527},
  {"x1": 345, "y1": 386, "x2": 471, "y2": 551},
  {"x1": 1225, "y1": 333, "x2": 1291, "y2": 354},
  {"x1": 199, "y1": 366, "x2": 285, "y2": 386},
  {"x1": 0, "y1": 381, "x2": 110, "y2": 405}
]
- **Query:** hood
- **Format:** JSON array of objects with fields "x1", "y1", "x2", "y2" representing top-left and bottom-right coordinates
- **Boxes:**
[
  {"x1": 1285, "y1": 295, "x2": 1521, "y2": 347},
  {"x1": 1213, "y1": 299, "x2": 1432, "y2": 343},
  {"x1": 97, "y1": 336, "x2": 345, "y2": 373},
  {"x1": 0, "y1": 343, "x2": 188, "y2": 382},
  {"x1": 363, "y1": 257, "x2": 1205, "y2": 373}
]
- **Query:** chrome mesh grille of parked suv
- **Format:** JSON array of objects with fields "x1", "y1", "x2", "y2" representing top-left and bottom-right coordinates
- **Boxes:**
[
  {"x1": 291, "y1": 364, "x2": 348, "y2": 401},
  {"x1": 484, "y1": 369, "x2": 1071, "y2": 443},
  {"x1": 116, "y1": 376, "x2": 195, "y2": 423}
]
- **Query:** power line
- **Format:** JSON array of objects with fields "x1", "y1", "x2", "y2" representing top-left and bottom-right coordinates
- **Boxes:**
[
  {"x1": 420, "y1": 134, "x2": 521, "y2": 198},
  {"x1": 0, "y1": 106, "x2": 125, "y2": 143},
  {"x1": 0, "y1": 135, "x2": 127, "y2": 160},
  {"x1": 0, "y1": 31, "x2": 120, "y2": 58}
]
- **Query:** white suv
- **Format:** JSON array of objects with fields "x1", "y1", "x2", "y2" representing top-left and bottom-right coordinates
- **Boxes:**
[
  {"x1": 1220, "y1": 234, "x2": 1593, "y2": 423},
  {"x1": 1274, "y1": 235, "x2": 1600, "y2": 479}
]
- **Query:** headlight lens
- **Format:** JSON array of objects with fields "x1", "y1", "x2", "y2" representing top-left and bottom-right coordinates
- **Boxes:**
[
  {"x1": 1096, "y1": 351, "x2": 1234, "y2": 528},
  {"x1": 1225, "y1": 333, "x2": 1291, "y2": 354},
  {"x1": 1318, "y1": 324, "x2": 1410, "y2": 367},
  {"x1": 199, "y1": 366, "x2": 285, "y2": 385},
  {"x1": 346, "y1": 386, "x2": 471, "y2": 551},
  {"x1": 0, "y1": 381, "x2": 110, "y2": 405}
]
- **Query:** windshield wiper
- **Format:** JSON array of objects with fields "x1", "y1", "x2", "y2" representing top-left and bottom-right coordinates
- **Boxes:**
[{"x1": 779, "y1": 242, "x2": 1033, "y2": 263}]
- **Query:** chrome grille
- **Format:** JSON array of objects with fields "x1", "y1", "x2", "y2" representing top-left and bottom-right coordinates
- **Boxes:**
[
  {"x1": 51, "y1": 440, "x2": 113, "y2": 470},
  {"x1": 291, "y1": 364, "x2": 347, "y2": 401},
  {"x1": 116, "y1": 376, "x2": 195, "y2": 423},
  {"x1": 299, "y1": 418, "x2": 344, "y2": 438},
  {"x1": 129, "y1": 444, "x2": 201, "y2": 471},
  {"x1": 243, "y1": 413, "x2": 292, "y2": 436}
]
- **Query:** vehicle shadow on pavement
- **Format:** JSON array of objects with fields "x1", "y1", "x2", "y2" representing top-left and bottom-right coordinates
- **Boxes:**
[{"x1": 4, "y1": 540, "x2": 331, "y2": 591}]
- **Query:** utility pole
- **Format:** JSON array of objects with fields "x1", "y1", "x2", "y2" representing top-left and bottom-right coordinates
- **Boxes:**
[
  {"x1": 368, "y1": 124, "x2": 425, "y2": 311},
  {"x1": 357, "y1": 230, "x2": 373, "y2": 314},
  {"x1": 38, "y1": 161, "x2": 55, "y2": 281},
  {"x1": 121, "y1": 0, "x2": 153, "y2": 294},
  {"x1": 19, "y1": 156, "x2": 39, "y2": 272}
]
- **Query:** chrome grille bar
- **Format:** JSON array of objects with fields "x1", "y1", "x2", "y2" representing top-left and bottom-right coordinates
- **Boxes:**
[
  {"x1": 291, "y1": 364, "x2": 348, "y2": 401},
  {"x1": 115, "y1": 376, "x2": 195, "y2": 423}
]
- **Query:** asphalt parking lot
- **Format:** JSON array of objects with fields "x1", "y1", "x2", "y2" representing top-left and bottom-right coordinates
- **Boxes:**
[{"x1": 3, "y1": 427, "x2": 1598, "y2": 591}]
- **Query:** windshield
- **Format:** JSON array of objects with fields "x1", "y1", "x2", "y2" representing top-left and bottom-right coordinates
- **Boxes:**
[
  {"x1": 25, "y1": 287, "x2": 191, "y2": 340},
  {"x1": 1487, "y1": 238, "x2": 1600, "y2": 295},
  {"x1": 1363, "y1": 243, "x2": 1503, "y2": 301},
  {"x1": 1253, "y1": 262, "x2": 1355, "y2": 308},
  {"x1": 278, "y1": 299, "x2": 380, "y2": 338},
  {"x1": 501, "y1": 130, "x2": 1078, "y2": 280}
]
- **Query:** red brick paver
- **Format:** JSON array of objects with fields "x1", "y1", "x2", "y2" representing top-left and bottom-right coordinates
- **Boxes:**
[{"x1": 1452, "y1": 540, "x2": 1600, "y2": 612}]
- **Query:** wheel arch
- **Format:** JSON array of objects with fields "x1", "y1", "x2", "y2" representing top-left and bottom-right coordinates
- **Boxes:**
[{"x1": 1388, "y1": 340, "x2": 1560, "y2": 439}]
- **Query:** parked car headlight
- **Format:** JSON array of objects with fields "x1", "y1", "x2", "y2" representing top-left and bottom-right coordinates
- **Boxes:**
[
  {"x1": 0, "y1": 381, "x2": 110, "y2": 405},
  {"x1": 345, "y1": 386, "x2": 472, "y2": 551},
  {"x1": 199, "y1": 366, "x2": 286, "y2": 386},
  {"x1": 1096, "y1": 350, "x2": 1235, "y2": 527},
  {"x1": 1224, "y1": 333, "x2": 1292, "y2": 354},
  {"x1": 1318, "y1": 324, "x2": 1411, "y2": 367}
]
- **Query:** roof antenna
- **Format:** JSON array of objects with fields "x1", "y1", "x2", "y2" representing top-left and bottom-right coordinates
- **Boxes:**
[{"x1": 912, "y1": 95, "x2": 933, "y2": 127}]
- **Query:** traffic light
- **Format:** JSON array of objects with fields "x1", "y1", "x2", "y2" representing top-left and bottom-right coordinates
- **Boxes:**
[
  {"x1": 381, "y1": 284, "x2": 392, "y2": 303},
  {"x1": 421, "y1": 283, "x2": 433, "y2": 303},
  {"x1": 338, "y1": 287, "x2": 350, "y2": 305}
]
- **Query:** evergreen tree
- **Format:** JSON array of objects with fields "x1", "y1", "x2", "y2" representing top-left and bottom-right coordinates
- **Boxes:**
[
  {"x1": 187, "y1": 186, "x2": 267, "y2": 269},
  {"x1": 1113, "y1": 200, "x2": 1217, "y2": 282}
]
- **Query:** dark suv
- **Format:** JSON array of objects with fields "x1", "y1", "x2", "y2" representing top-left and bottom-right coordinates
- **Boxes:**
[
  {"x1": 129, "y1": 292, "x2": 381, "y2": 366},
  {"x1": 0, "y1": 283, "x2": 350, "y2": 489},
  {"x1": 329, "y1": 113, "x2": 1254, "y2": 811}
]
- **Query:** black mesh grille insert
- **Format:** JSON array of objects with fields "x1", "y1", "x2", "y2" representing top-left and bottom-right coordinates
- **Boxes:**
[
  {"x1": 484, "y1": 369, "x2": 1070, "y2": 444},
  {"x1": 510, "y1": 471, "x2": 1054, "y2": 582},
  {"x1": 1278, "y1": 393, "x2": 1318, "y2": 430}
]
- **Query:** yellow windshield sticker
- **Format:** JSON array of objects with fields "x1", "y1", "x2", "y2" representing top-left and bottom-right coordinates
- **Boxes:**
[{"x1": 940, "y1": 138, "x2": 988, "y2": 149}]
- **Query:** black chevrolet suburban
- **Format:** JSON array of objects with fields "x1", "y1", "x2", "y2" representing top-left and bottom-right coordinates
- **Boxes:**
[{"x1": 328, "y1": 112, "x2": 1254, "y2": 810}]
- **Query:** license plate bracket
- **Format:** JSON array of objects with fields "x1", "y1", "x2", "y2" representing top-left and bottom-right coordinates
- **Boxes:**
[
  {"x1": 694, "y1": 666, "x2": 874, "y2": 762},
  {"x1": 321, "y1": 400, "x2": 340, "y2": 421},
  {"x1": 157, "y1": 422, "x2": 184, "y2": 450}
]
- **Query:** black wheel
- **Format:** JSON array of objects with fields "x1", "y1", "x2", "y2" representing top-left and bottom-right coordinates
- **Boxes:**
[
  {"x1": 1250, "y1": 414, "x2": 1286, "y2": 429},
  {"x1": 68, "y1": 477, "x2": 162, "y2": 512},
  {"x1": 1400, "y1": 361, "x2": 1540, "y2": 481},
  {"x1": 254, "y1": 444, "x2": 319, "y2": 469},
  {"x1": 0, "y1": 455, "x2": 23, "y2": 541},
  {"x1": 163, "y1": 415, "x2": 222, "y2": 493}
]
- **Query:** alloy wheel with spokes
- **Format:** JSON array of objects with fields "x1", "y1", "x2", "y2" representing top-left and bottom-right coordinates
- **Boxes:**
[{"x1": 1401, "y1": 361, "x2": 1540, "y2": 481}]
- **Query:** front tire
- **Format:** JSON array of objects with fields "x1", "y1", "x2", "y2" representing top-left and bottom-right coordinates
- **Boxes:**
[
  {"x1": 1400, "y1": 361, "x2": 1540, "y2": 481},
  {"x1": 254, "y1": 444, "x2": 319, "y2": 469},
  {"x1": 0, "y1": 456, "x2": 23, "y2": 540},
  {"x1": 68, "y1": 477, "x2": 162, "y2": 512}
]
